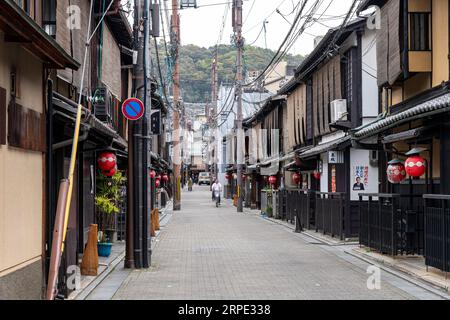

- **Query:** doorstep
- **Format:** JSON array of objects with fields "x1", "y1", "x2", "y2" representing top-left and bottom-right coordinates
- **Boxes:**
[
  {"x1": 70, "y1": 200, "x2": 174, "y2": 300},
  {"x1": 347, "y1": 247, "x2": 450, "y2": 293},
  {"x1": 300, "y1": 230, "x2": 359, "y2": 246},
  {"x1": 68, "y1": 242, "x2": 126, "y2": 300}
]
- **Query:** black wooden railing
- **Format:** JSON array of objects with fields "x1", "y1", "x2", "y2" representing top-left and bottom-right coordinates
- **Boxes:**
[
  {"x1": 359, "y1": 193, "x2": 424, "y2": 256},
  {"x1": 315, "y1": 192, "x2": 345, "y2": 240},
  {"x1": 359, "y1": 194, "x2": 399, "y2": 256},
  {"x1": 282, "y1": 190, "x2": 316, "y2": 231},
  {"x1": 423, "y1": 195, "x2": 450, "y2": 272}
]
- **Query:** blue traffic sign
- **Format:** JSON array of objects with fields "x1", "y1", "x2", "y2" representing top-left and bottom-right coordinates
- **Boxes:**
[{"x1": 122, "y1": 98, "x2": 145, "y2": 121}]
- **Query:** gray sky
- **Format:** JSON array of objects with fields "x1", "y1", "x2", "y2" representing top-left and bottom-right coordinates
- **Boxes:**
[{"x1": 164, "y1": 0, "x2": 357, "y2": 56}]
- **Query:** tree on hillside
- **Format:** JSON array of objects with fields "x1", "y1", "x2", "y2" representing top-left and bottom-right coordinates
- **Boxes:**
[{"x1": 151, "y1": 41, "x2": 304, "y2": 103}]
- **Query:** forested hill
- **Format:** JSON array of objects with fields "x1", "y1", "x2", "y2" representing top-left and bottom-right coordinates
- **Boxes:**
[{"x1": 152, "y1": 43, "x2": 305, "y2": 103}]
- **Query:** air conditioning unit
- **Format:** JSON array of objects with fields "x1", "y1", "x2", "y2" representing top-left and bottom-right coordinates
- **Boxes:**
[
  {"x1": 330, "y1": 99, "x2": 348, "y2": 123},
  {"x1": 93, "y1": 87, "x2": 113, "y2": 125}
]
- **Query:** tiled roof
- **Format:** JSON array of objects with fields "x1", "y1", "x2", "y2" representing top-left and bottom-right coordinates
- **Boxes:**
[{"x1": 354, "y1": 93, "x2": 450, "y2": 139}]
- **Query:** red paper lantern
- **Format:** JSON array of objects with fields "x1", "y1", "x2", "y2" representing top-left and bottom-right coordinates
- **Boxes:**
[
  {"x1": 268, "y1": 176, "x2": 277, "y2": 185},
  {"x1": 387, "y1": 160, "x2": 407, "y2": 184},
  {"x1": 292, "y1": 172, "x2": 301, "y2": 185},
  {"x1": 103, "y1": 167, "x2": 117, "y2": 177},
  {"x1": 313, "y1": 171, "x2": 321, "y2": 180},
  {"x1": 98, "y1": 152, "x2": 116, "y2": 171},
  {"x1": 162, "y1": 174, "x2": 169, "y2": 182},
  {"x1": 149, "y1": 170, "x2": 156, "y2": 179},
  {"x1": 405, "y1": 155, "x2": 426, "y2": 178},
  {"x1": 156, "y1": 173, "x2": 162, "y2": 180},
  {"x1": 155, "y1": 179, "x2": 161, "y2": 188}
]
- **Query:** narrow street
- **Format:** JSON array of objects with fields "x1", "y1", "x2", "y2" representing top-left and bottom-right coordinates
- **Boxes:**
[{"x1": 87, "y1": 187, "x2": 447, "y2": 300}]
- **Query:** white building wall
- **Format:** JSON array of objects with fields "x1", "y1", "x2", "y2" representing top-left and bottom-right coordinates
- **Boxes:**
[
  {"x1": 361, "y1": 27, "x2": 379, "y2": 123},
  {"x1": 320, "y1": 153, "x2": 329, "y2": 193}
]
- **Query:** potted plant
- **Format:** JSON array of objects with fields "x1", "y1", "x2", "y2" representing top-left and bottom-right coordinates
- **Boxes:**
[{"x1": 95, "y1": 171, "x2": 125, "y2": 257}]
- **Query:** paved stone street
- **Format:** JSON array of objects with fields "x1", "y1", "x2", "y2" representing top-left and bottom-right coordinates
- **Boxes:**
[{"x1": 89, "y1": 187, "x2": 447, "y2": 300}]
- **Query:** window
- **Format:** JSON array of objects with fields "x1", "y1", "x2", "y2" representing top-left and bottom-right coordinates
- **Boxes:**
[
  {"x1": 43, "y1": 0, "x2": 56, "y2": 37},
  {"x1": 409, "y1": 13, "x2": 431, "y2": 51}
]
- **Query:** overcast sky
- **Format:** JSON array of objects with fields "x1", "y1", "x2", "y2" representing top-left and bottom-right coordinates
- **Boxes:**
[{"x1": 162, "y1": 0, "x2": 357, "y2": 56}]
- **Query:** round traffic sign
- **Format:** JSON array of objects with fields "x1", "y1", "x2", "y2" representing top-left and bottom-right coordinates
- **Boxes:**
[{"x1": 122, "y1": 98, "x2": 145, "y2": 121}]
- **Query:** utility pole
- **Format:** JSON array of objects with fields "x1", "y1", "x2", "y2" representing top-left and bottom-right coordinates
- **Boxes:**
[
  {"x1": 211, "y1": 52, "x2": 218, "y2": 180},
  {"x1": 126, "y1": 0, "x2": 152, "y2": 269},
  {"x1": 232, "y1": 0, "x2": 244, "y2": 212},
  {"x1": 171, "y1": 0, "x2": 182, "y2": 211}
]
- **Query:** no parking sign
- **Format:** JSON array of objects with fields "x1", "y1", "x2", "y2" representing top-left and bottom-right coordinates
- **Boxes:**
[{"x1": 122, "y1": 98, "x2": 145, "y2": 121}]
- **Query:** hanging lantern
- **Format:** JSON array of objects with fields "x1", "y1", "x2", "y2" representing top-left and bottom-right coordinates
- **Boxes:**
[
  {"x1": 149, "y1": 170, "x2": 156, "y2": 179},
  {"x1": 98, "y1": 151, "x2": 116, "y2": 171},
  {"x1": 387, "y1": 159, "x2": 407, "y2": 184},
  {"x1": 268, "y1": 175, "x2": 277, "y2": 185},
  {"x1": 156, "y1": 173, "x2": 162, "y2": 180},
  {"x1": 405, "y1": 155, "x2": 426, "y2": 178},
  {"x1": 292, "y1": 172, "x2": 301, "y2": 185},
  {"x1": 103, "y1": 167, "x2": 117, "y2": 177},
  {"x1": 155, "y1": 179, "x2": 161, "y2": 188},
  {"x1": 225, "y1": 173, "x2": 231, "y2": 181},
  {"x1": 313, "y1": 171, "x2": 321, "y2": 180},
  {"x1": 162, "y1": 174, "x2": 169, "y2": 182}
]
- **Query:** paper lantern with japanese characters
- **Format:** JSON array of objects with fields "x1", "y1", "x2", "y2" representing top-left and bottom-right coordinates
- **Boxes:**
[
  {"x1": 268, "y1": 176, "x2": 277, "y2": 186},
  {"x1": 292, "y1": 172, "x2": 301, "y2": 185},
  {"x1": 405, "y1": 155, "x2": 426, "y2": 178},
  {"x1": 387, "y1": 160, "x2": 407, "y2": 184},
  {"x1": 98, "y1": 152, "x2": 116, "y2": 172}
]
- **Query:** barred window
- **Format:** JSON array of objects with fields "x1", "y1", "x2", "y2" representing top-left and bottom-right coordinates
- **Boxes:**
[{"x1": 409, "y1": 13, "x2": 431, "y2": 51}]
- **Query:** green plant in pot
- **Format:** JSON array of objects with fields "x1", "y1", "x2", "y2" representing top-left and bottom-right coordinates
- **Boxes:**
[{"x1": 95, "y1": 171, "x2": 124, "y2": 257}]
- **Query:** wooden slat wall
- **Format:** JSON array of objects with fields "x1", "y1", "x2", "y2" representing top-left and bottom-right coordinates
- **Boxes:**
[
  {"x1": 311, "y1": 56, "x2": 342, "y2": 138},
  {"x1": 377, "y1": 0, "x2": 401, "y2": 86},
  {"x1": 101, "y1": 24, "x2": 122, "y2": 98},
  {"x1": 286, "y1": 83, "x2": 307, "y2": 150},
  {"x1": 71, "y1": 0, "x2": 91, "y2": 91},
  {"x1": 0, "y1": 87, "x2": 6, "y2": 145},
  {"x1": 388, "y1": 0, "x2": 402, "y2": 85},
  {"x1": 56, "y1": 0, "x2": 73, "y2": 83},
  {"x1": 7, "y1": 101, "x2": 46, "y2": 152}
]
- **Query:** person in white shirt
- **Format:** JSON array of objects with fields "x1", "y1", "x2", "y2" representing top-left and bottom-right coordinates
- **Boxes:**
[{"x1": 211, "y1": 180, "x2": 222, "y2": 203}]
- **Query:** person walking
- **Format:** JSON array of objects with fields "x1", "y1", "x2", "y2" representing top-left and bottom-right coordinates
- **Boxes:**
[{"x1": 211, "y1": 179, "x2": 222, "y2": 205}]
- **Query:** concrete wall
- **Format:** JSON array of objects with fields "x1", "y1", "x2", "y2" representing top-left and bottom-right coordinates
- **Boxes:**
[{"x1": 0, "y1": 30, "x2": 44, "y2": 299}]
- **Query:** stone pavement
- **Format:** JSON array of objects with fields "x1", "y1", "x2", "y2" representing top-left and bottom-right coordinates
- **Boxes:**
[{"x1": 95, "y1": 186, "x2": 447, "y2": 300}]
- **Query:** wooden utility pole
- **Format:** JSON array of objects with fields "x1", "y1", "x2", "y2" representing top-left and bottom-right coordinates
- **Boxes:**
[
  {"x1": 233, "y1": 0, "x2": 244, "y2": 212},
  {"x1": 211, "y1": 53, "x2": 218, "y2": 180},
  {"x1": 172, "y1": 0, "x2": 182, "y2": 211}
]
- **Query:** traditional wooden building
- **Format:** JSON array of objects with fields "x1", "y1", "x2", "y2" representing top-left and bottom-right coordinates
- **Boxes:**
[
  {"x1": 353, "y1": 0, "x2": 450, "y2": 273},
  {"x1": 0, "y1": 0, "x2": 79, "y2": 299}
]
